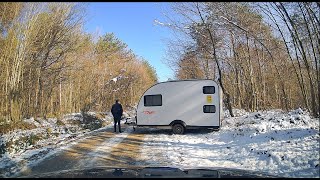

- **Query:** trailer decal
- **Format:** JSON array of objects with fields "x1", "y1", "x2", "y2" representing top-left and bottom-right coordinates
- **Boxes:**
[{"x1": 143, "y1": 110, "x2": 155, "y2": 115}]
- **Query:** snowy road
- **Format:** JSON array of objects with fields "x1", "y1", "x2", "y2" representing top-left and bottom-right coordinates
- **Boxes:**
[
  {"x1": 2, "y1": 109, "x2": 319, "y2": 178},
  {"x1": 17, "y1": 124, "x2": 146, "y2": 177}
]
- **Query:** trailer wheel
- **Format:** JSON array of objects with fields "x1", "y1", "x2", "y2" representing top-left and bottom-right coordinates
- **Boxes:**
[{"x1": 172, "y1": 124, "x2": 185, "y2": 134}]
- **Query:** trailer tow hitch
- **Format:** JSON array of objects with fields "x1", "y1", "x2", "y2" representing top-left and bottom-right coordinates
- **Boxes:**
[{"x1": 124, "y1": 118, "x2": 137, "y2": 131}]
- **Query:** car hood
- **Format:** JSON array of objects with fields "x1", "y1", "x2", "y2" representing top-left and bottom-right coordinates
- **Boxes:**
[{"x1": 18, "y1": 165, "x2": 280, "y2": 178}]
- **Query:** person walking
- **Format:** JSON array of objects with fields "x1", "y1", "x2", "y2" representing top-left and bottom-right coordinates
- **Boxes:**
[{"x1": 111, "y1": 99, "x2": 123, "y2": 133}]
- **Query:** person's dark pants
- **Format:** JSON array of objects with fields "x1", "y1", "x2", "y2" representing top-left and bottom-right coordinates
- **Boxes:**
[{"x1": 114, "y1": 117, "x2": 121, "y2": 132}]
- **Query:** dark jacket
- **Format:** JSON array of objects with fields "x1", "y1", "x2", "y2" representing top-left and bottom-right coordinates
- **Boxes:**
[{"x1": 111, "y1": 102, "x2": 123, "y2": 120}]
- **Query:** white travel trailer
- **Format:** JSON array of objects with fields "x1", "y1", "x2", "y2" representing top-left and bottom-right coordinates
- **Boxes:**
[{"x1": 132, "y1": 79, "x2": 222, "y2": 134}]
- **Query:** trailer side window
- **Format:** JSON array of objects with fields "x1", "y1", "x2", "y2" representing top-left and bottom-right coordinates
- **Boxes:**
[
  {"x1": 203, "y1": 86, "x2": 215, "y2": 94},
  {"x1": 203, "y1": 105, "x2": 216, "y2": 113},
  {"x1": 144, "y1": 95, "x2": 162, "y2": 106}
]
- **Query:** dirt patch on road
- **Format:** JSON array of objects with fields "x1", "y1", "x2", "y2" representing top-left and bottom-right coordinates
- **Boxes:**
[
  {"x1": 97, "y1": 133, "x2": 145, "y2": 166},
  {"x1": 65, "y1": 131, "x2": 114, "y2": 158}
]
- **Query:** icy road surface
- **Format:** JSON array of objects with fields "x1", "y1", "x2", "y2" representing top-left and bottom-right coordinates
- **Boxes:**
[{"x1": 0, "y1": 109, "x2": 319, "y2": 178}]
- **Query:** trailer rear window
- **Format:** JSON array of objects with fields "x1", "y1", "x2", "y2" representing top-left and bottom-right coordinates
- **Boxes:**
[
  {"x1": 203, "y1": 105, "x2": 216, "y2": 113},
  {"x1": 203, "y1": 86, "x2": 215, "y2": 94},
  {"x1": 144, "y1": 95, "x2": 162, "y2": 106}
]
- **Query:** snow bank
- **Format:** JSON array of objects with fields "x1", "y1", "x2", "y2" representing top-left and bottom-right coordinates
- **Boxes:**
[{"x1": 140, "y1": 109, "x2": 320, "y2": 178}]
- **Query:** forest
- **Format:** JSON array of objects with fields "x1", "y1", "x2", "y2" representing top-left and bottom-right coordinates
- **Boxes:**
[
  {"x1": 0, "y1": 2, "x2": 157, "y2": 129},
  {"x1": 160, "y1": 2, "x2": 319, "y2": 118},
  {"x1": 0, "y1": 2, "x2": 319, "y2": 132}
]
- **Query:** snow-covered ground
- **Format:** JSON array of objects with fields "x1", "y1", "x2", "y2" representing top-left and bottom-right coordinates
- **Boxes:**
[
  {"x1": 0, "y1": 108, "x2": 318, "y2": 178},
  {"x1": 140, "y1": 108, "x2": 320, "y2": 178}
]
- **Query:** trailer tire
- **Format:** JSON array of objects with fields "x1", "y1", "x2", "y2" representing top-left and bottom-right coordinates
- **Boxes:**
[{"x1": 172, "y1": 123, "x2": 185, "y2": 134}]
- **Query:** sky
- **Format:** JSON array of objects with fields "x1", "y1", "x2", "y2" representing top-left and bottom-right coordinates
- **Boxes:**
[{"x1": 84, "y1": 2, "x2": 175, "y2": 82}]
